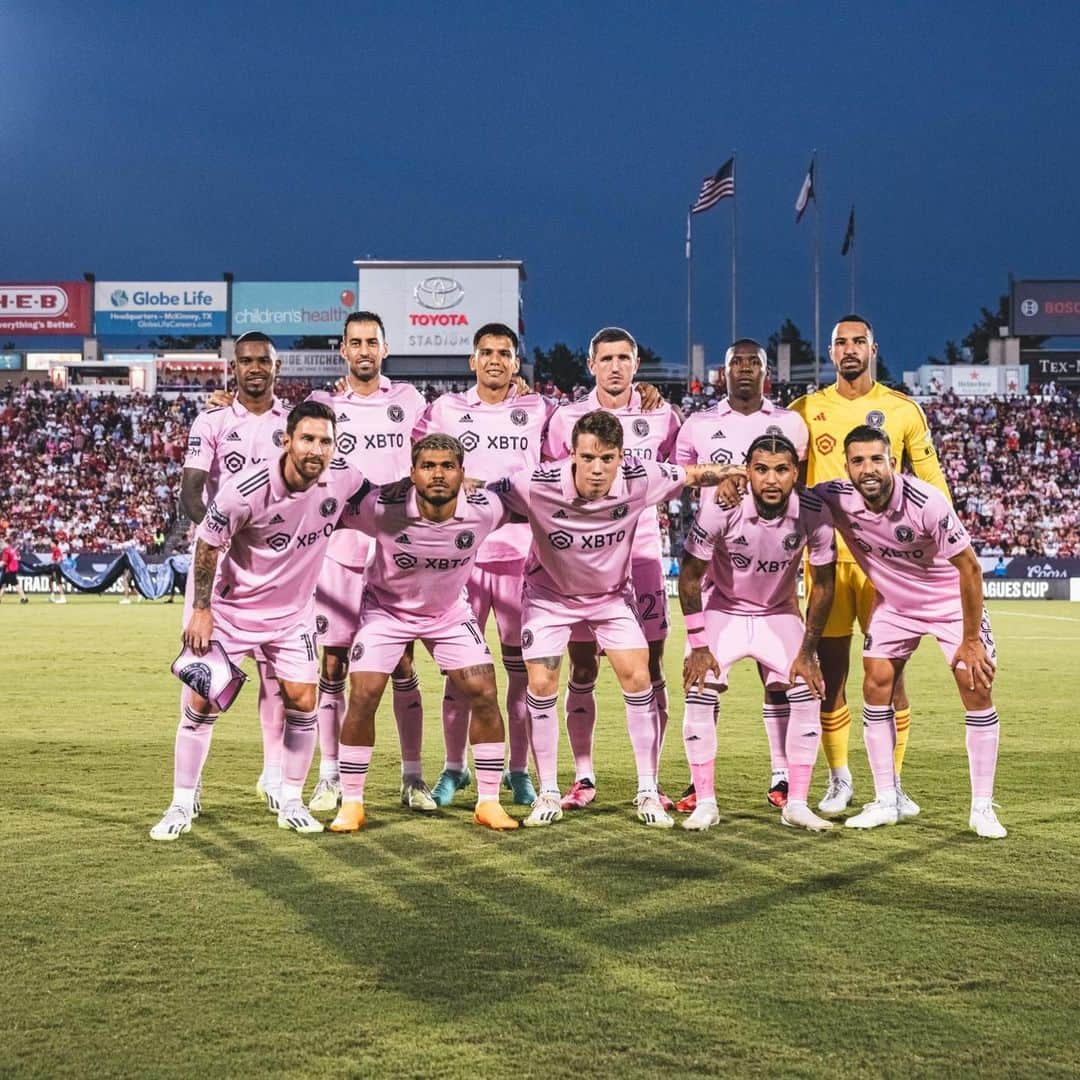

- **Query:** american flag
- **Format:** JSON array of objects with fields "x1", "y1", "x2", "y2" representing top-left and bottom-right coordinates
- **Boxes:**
[{"x1": 691, "y1": 157, "x2": 735, "y2": 214}]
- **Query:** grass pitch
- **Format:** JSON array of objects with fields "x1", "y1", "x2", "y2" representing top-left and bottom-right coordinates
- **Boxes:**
[{"x1": 2, "y1": 596, "x2": 1079, "y2": 1078}]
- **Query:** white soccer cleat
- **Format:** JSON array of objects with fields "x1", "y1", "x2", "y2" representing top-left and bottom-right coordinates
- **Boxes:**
[
  {"x1": 781, "y1": 802, "x2": 834, "y2": 832},
  {"x1": 635, "y1": 793, "x2": 675, "y2": 828},
  {"x1": 896, "y1": 782, "x2": 921, "y2": 820},
  {"x1": 309, "y1": 777, "x2": 342, "y2": 813},
  {"x1": 277, "y1": 799, "x2": 324, "y2": 834},
  {"x1": 682, "y1": 802, "x2": 720, "y2": 831},
  {"x1": 845, "y1": 798, "x2": 900, "y2": 830},
  {"x1": 818, "y1": 776, "x2": 854, "y2": 815},
  {"x1": 523, "y1": 792, "x2": 563, "y2": 827},
  {"x1": 192, "y1": 781, "x2": 202, "y2": 820},
  {"x1": 150, "y1": 805, "x2": 192, "y2": 842},
  {"x1": 969, "y1": 799, "x2": 1007, "y2": 839},
  {"x1": 400, "y1": 778, "x2": 438, "y2": 813}
]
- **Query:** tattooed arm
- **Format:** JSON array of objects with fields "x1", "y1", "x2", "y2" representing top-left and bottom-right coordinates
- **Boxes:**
[
  {"x1": 684, "y1": 462, "x2": 747, "y2": 489},
  {"x1": 789, "y1": 562, "x2": 836, "y2": 697},
  {"x1": 183, "y1": 539, "x2": 222, "y2": 655}
]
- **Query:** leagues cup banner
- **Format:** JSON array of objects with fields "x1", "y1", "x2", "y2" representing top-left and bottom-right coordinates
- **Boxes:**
[
  {"x1": 0, "y1": 282, "x2": 92, "y2": 335},
  {"x1": 356, "y1": 264, "x2": 521, "y2": 356},
  {"x1": 95, "y1": 281, "x2": 228, "y2": 335}
]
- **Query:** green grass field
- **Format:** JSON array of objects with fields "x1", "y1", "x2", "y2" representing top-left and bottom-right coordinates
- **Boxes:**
[{"x1": 2, "y1": 596, "x2": 1079, "y2": 1078}]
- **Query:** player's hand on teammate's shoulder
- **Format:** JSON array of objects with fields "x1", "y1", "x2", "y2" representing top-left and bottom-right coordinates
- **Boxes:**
[
  {"x1": 512, "y1": 375, "x2": 534, "y2": 397},
  {"x1": 713, "y1": 467, "x2": 747, "y2": 507},
  {"x1": 789, "y1": 652, "x2": 825, "y2": 698},
  {"x1": 206, "y1": 389, "x2": 233, "y2": 409},
  {"x1": 183, "y1": 609, "x2": 213, "y2": 655},
  {"x1": 635, "y1": 382, "x2": 664, "y2": 412},
  {"x1": 683, "y1": 645, "x2": 722, "y2": 693},
  {"x1": 952, "y1": 639, "x2": 996, "y2": 691},
  {"x1": 332, "y1": 376, "x2": 348, "y2": 396}
]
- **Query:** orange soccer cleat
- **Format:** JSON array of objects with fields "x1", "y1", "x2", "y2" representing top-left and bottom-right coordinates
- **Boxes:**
[
  {"x1": 329, "y1": 801, "x2": 366, "y2": 832},
  {"x1": 473, "y1": 800, "x2": 520, "y2": 831}
]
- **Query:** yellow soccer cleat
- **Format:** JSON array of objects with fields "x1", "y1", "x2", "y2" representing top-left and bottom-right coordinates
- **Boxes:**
[
  {"x1": 329, "y1": 800, "x2": 366, "y2": 833},
  {"x1": 473, "y1": 800, "x2": 520, "y2": 831}
]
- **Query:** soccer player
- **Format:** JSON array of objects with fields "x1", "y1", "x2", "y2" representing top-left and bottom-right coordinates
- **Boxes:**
[
  {"x1": 679, "y1": 434, "x2": 837, "y2": 832},
  {"x1": 674, "y1": 339, "x2": 809, "y2": 812},
  {"x1": 791, "y1": 315, "x2": 950, "y2": 815},
  {"x1": 182, "y1": 331, "x2": 291, "y2": 811},
  {"x1": 413, "y1": 323, "x2": 553, "y2": 809},
  {"x1": 0, "y1": 537, "x2": 27, "y2": 604},
  {"x1": 491, "y1": 410, "x2": 736, "y2": 828},
  {"x1": 328, "y1": 435, "x2": 519, "y2": 833},
  {"x1": 150, "y1": 402, "x2": 368, "y2": 841},
  {"x1": 543, "y1": 327, "x2": 682, "y2": 811},
  {"x1": 48, "y1": 538, "x2": 68, "y2": 604},
  {"x1": 814, "y1": 426, "x2": 1005, "y2": 838},
  {"x1": 307, "y1": 311, "x2": 430, "y2": 814}
]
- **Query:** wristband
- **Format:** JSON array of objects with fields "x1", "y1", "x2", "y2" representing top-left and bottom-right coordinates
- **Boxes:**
[
  {"x1": 688, "y1": 629, "x2": 708, "y2": 649},
  {"x1": 684, "y1": 611, "x2": 706, "y2": 634}
]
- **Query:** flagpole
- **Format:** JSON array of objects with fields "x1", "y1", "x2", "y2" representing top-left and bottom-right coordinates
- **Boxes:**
[
  {"x1": 686, "y1": 206, "x2": 693, "y2": 387},
  {"x1": 812, "y1": 150, "x2": 821, "y2": 386},
  {"x1": 730, "y1": 153, "x2": 737, "y2": 341}
]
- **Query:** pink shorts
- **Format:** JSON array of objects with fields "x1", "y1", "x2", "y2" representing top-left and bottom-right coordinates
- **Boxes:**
[
  {"x1": 631, "y1": 558, "x2": 669, "y2": 643},
  {"x1": 211, "y1": 608, "x2": 320, "y2": 684},
  {"x1": 522, "y1": 587, "x2": 647, "y2": 661},
  {"x1": 466, "y1": 560, "x2": 524, "y2": 646},
  {"x1": 350, "y1": 600, "x2": 492, "y2": 674},
  {"x1": 863, "y1": 604, "x2": 997, "y2": 667},
  {"x1": 314, "y1": 556, "x2": 366, "y2": 649},
  {"x1": 702, "y1": 609, "x2": 806, "y2": 690}
]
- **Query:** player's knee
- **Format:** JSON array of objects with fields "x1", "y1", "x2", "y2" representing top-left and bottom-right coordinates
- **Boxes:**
[
  {"x1": 280, "y1": 683, "x2": 317, "y2": 713},
  {"x1": 322, "y1": 649, "x2": 348, "y2": 681}
]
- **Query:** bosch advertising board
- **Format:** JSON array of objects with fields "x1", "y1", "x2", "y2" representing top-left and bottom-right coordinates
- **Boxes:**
[
  {"x1": 1011, "y1": 279, "x2": 1080, "y2": 337},
  {"x1": 231, "y1": 282, "x2": 356, "y2": 335},
  {"x1": 95, "y1": 281, "x2": 228, "y2": 335},
  {"x1": 0, "y1": 282, "x2": 92, "y2": 335},
  {"x1": 355, "y1": 261, "x2": 523, "y2": 356}
]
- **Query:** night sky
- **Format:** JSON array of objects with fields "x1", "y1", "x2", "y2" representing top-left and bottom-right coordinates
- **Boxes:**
[{"x1": 4, "y1": 0, "x2": 1079, "y2": 372}]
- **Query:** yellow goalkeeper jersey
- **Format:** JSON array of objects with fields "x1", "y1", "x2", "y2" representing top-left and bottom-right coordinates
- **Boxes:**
[{"x1": 791, "y1": 381, "x2": 951, "y2": 560}]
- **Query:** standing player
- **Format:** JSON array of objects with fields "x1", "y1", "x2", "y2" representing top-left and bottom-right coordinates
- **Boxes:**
[
  {"x1": 491, "y1": 410, "x2": 735, "y2": 828},
  {"x1": 791, "y1": 315, "x2": 950, "y2": 814},
  {"x1": 48, "y1": 538, "x2": 68, "y2": 603},
  {"x1": 307, "y1": 311, "x2": 430, "y2": 814},
  {"x1": 815, "y1": 427, "x2": 1005, "y2": 838},
  {"x1": 150, "y1": 402, "x2": 368, "y2": 840},
  {"x1": 679, "y1": 434, "x2": 836, "y2": 831},
  {"x1": 543, "y1": 327, "x2": 681, "y2": 810},
  {"x1": 329, "y1": 435, "x2": 519, "y2": 832},
  {"x1": 414, "y1": 323, "x2": 552, "y2": 808},
  {"x1": 181, "y1": 331, "x2": 290, "y2": 809},
  {"x1": 674, "y1": 339, "x2": 809, "y2": 811},
  {"x1": 0, "y1": 537, "x2": 28, "y2": 604}
]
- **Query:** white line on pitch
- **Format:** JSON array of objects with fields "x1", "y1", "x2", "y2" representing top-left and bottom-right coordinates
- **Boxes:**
[{"x1": 987, "y1": 608, "x2": 1080, "y2": 624}]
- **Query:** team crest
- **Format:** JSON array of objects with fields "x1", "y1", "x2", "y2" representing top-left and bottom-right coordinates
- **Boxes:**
[
  {"x1": 866, "y1": 410, "x2": 886, "y2": 428},
  {"x1": 316, "y1": 615, "x2": 329, "y2": 635},
  {"x1": 272, "y1": 429, "x2": 285, "y2": 448},
  {"x1": 351, "y1": 642, "x2": 365, "y2": 662},
  {"x1": 182, "y1": 662, "x2": 213, "y2": 699},
  {"x1": 387, "y1": 405, "x2": 405, "y2": 423},
  {"x1": 632, "y1": 419, "x2": 650, "y2": 437},
  {"x1": 783, "y1": 533, "x2": 801, "y2": 551},
  {"x1": 521, "y1": 629, "x2": 534, "y2": 649},
  {"x1": 510, "y1": 408, "x2": 528, "y2": 427},
  {"x1": 320, "y1": 498, "x2": 339, "y2": 518},
  {"x1": 894, "y1": 525, "x2": 915, "y2": 543},
  {"x1": 456, "y1": 530, "x2": 475, "y2": 550},
  {"x1": 611, "y1": 504, "x2": 629, "y2": 520}
]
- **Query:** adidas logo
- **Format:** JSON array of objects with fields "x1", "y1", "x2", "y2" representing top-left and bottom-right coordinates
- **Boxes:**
[
  {"x1": 337, "y1": 412, "x2": 349, "y2": 422},
  {"x1": 269, "y1": 513, "x2": 285, "y2": 524},
  {"x1": 396, "y1": 534, "x2": 411, "y2": 545},
  {"x1": 553, "y1": 509, "x2": 568, "y2": 519},
  {"x1": 732, "y1": 536, "x2": 749, "y2": 546},
  {"x1": 814, "y1": 412, "x2": 827, "y2": 421},
  {"x1": 712, "y1": 429, "x2": 725, "y2": 439},
  {"x1": 460, "y1": 413, "x2": 473, "y2": 422},
  {"x1": 226, "y1": 431, "x2": 242, "y2": 442}
]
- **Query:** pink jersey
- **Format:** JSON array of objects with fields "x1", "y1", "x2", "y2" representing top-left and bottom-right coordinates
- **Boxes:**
[
  {"x1": 684, "y1": 489, "x2": 836, "y2": 616},
  {"x1": 543, "y1": 389, "x2": 681, "y2": 560},
  {"x1": 344, "y1": 480, "x2": 510, "y2": 624},
  {"x1": 814, "y1": 475, "x2": 972, "y2": 621},
  {"x1": 195, "y1": 457, "x2": 368, "y2": 633},
  {"x1": 675, "y1": 396, "x2": 808, "y2": 467},
  {"x1": 184, "y1": 397, "x2": 290, "y2": 505},
  {"x1": 492, "y1": 457, "x2": 686, "y2": 601},
  {"x1": 414, "y1": 385, "x2": 553, "y2": 566},
  {"x1": 308, "y1": 377, "x2": 426, "y2": 569}
]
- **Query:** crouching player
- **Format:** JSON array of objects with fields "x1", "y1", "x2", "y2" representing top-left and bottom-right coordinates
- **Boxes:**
[
  {"x1": 679, "y1": 434, "x2": 837, "y2": 831},
  {"x1": 151, "y1": 402, "x2": 367, "y2": 840},
  {"x1": 815, "y1": 426, "x2": 1005, "y2": 838},
  {"x1": 329, "y1": 434, "x2": 520, "y2": 833}
]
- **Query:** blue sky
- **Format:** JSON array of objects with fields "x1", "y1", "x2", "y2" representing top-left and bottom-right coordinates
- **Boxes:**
[{"x1": 4, "y1": 0, "x2": 1078, "y2": 371}]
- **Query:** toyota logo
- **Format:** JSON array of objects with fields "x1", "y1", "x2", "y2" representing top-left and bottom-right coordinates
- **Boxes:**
[
  {"x1": 414, "y1": 276, "x2": 465, "y2": 310},
  {"x1": 1020, "y1": 298, "x2": 1038, "y2": 317}
]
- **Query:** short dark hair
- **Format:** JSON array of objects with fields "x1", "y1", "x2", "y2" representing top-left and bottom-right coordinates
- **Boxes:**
[
  {"x1": 725, "y1": 338, "x2": 768, "y2": 368},
  {"x1": 588, "y1": 326, "x2": 637, "y2": 358},
  {"x1": 344, "y1": 310, "x2": 386, "y2": 338},
  {"x1": 832, "y1": 313, "x2": 874, "y2": 343},
  {"x1": 286, "y1": 400, "x2": 336, "y2": 436},
  {"x1": 746, "y1": 433, "x2": 798, "y2": 465},
  {"x1": 571, "y1": 409, "x2": 624, "y2": 450},
  {"x1": 843, "y1": 424, "x2": 891, "y2": 452},
  {"x1": 234, "y1": 330, "x2": 278, "y2": 361},
  {"x1": 473, "y1": 322, "x2": 519, "y2": 352},
  {"x1": 411, "y1": 433, "x2": 465, "y2": 467}
]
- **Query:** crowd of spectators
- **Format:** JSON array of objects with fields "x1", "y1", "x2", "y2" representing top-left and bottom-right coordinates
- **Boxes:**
[{"x1": 1, "y1": 376, "x2": 1076, "y2": 562}]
